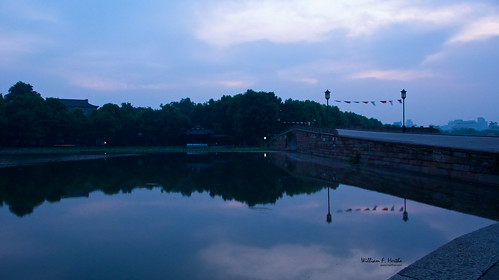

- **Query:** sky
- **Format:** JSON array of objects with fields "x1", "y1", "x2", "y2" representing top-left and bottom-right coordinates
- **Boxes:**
[{"x1": 1, "y1": 0, "x2": 498, "y2": 126}]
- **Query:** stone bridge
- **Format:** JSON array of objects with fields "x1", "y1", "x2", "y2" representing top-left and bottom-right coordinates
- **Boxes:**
[{"x1": 270, "y1": 127, "x2": 499, "y2": 185}]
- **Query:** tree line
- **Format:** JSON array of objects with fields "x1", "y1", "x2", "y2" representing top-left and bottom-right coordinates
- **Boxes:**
[
  {"x1": 0, "y1": 81, "x2": 383, "y2": 147},
  {"x1": 0, "y1": 153, "x2": 323, "y2": 216}
]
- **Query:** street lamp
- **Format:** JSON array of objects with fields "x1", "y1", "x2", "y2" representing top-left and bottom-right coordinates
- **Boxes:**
[
  {"x1": 401, "y1": 89, "x2": 407, "y2": 133},
  {"x1": 325, "y1": 89, "x2": 331, "y2": 127}
]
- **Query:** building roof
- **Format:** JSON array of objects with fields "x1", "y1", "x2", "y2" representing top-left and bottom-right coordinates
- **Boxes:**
[
  {"x1": 59, "y1": 99, "x2": 99, "y2": 109},
  {"x1": 185, "y1": 127, "x2": 214, "y2": 135}
]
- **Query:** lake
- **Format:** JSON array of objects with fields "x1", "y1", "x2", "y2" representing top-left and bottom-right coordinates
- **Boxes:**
[{"x1": 0, "y1": 152, "x2": 496, "y2": 280}]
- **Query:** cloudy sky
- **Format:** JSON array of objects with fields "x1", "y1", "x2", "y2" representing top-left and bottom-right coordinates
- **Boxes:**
[{"x1": 1, "y1": 0, "x2": 498, "y2": 126}]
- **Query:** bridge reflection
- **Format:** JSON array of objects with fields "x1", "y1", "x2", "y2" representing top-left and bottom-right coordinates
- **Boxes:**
[{"x1": 269, "y1": 152, "x2": 498, "y2": 221}]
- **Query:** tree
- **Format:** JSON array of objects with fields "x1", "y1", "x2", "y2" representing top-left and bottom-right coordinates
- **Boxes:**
[
  {"x1": 170, "y1": 98, "x2": 195, "y2": 119},
  {"x1": 230, "y1": 90, "x2": 281, "y2": 144},
  {"x1": 0, "y1": 94, "x2": 6, "y2": 145},
  {"x1": 5, "y1": 81, "x2": 39, "y2": 103},
  {"x1": 90, "y1": 104, "x2": 128, "y2": 146},
  {"x1": 281, "y1": 99, "x2": 325, "y2": 126},
  {"x1": 157, "y1": 104, "x2": 189, "y2": 145},
  {"x1": 136, "y1": 107, "x2": 160, "y2": 145},
  {"x1": 44, "y1": 98, "x2": 75, "y2": 145},
  {"x1": 71, "y1": 109, "x2": 91, "y2": 145},
  {"x1": 5, "y1": 92, "x2": 48, "y2": 146}
]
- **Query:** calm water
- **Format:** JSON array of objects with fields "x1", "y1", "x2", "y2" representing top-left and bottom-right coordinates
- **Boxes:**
[{"x1": 0, "y1": 152, "x2": 496, "y2": 280}]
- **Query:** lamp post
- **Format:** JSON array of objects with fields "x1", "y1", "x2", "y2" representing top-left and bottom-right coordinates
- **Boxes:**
[
  {"x1": 325, "y1": 89, "x2": 331, "y2": 127},
  {"x1": 401, "y1": 89, "x2": 407, "y2": 133}
]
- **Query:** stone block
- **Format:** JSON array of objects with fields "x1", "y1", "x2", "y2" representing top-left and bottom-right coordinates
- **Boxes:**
[{"x1": 452, "y1": 164, "x2": 470, "y2": 172}]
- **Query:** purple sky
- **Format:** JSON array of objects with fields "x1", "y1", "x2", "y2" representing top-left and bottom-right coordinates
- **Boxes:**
[{"x1": 1, "y1": 0, "x2": 498, "y2": 126}]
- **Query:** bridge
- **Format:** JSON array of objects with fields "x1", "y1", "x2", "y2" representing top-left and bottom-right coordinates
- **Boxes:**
[{"x1": 270, "y1": 127, "x2": 499, "y2": 185}]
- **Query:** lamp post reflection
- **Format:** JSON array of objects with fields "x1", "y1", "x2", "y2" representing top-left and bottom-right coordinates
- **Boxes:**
[
  {"x1": 326, "y1": 173, "x2": 338, "y2": 224},
  {"x1": 403, "y1": 198, "x2": 409, "y2": 222},
  {"x1": 326, "y1": 186, "x2": 332, "y2": 223}
]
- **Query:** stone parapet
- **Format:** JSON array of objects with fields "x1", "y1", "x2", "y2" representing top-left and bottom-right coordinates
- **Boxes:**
[{"x1": 271, "y1": 128, "x2": 499, "y2": 185}]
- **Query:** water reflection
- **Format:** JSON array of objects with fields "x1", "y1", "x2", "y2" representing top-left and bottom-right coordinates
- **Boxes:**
[
  {"x1": 326, "y1": 192, "x2": 410, "y2": 224},
  {"x1": 199, "y1": 243, "x2": 400, "y2": 280},
  {"x1": 269, "y1": 152, "x2": 498, "y2": 221},
  {"x1": 0, "y1": 153, "x2": 323, "y2": 217},
  {"x1": 326, "y1": 186, "x2": 332, "y2": 223},
  {"x1": 403, "y1": 199, "x2": 409, "y2": 222},
  {"x1": 0, "y1": 152, "x2": 497, "y2": 222},
  {"x1": 0, "y1": 152, "x2": 496, "y2": 280}
]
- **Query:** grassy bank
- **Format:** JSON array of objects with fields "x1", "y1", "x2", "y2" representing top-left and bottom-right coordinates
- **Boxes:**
[{"x1": 0, "y1": 146, "x2": 272, "y2": 156}]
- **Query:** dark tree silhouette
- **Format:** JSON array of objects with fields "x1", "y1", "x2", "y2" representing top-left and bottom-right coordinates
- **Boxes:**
[
  {"x1": 5, "y1": 81, "x2": 39, "y2": 103},
  {"x1": 1, "y1": 82, "x2": 385, "y2": 147}
]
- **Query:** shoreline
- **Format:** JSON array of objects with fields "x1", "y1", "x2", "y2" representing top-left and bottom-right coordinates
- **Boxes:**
[
  {"x1": 0, "y1": 146, "x2": 272, "y2": 168},
  {"x1": 0, "y1": 146, "x2": 270, "y2": 155}
]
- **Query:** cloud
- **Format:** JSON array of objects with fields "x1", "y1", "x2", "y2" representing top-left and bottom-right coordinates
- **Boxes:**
[
  {"x1": 199, "y1": 243, "x2": 401, "y2": 280},
  {"x1": 295, "y1": 77, "x2": 319, "y2": 85},
  {"x1": 223, "y1": 200, "x2": 246, "y2": 208},
  {"x1": 215, "y1": 80, "x2": 250, "y2": 88},
  {"x1": 194, "y1": 72, "x2": 256, "y2": 89},
  {"x1": 0, "y1": 1, "x2": 59, "y2": 23},
  {"x1": 0, "y1": 33, "x2": 53, "y2": 64},
  {"x1": 277, "y1": 60, "x2": 358, "y2": 85},
  {"x1": 195, "y1": 78, "x2": 254, "y2": 89},
  {"x1": 194, "y1": 0, "x2": 490, "y2": 47},
  {"x1": 422, "y1": 51, "x2": 447, "y2": 64},
  {"x1": 68, "y1": 75, "x2": 173, "y2": 92},
  {"x1": 71, "y1": 199, "x2": 131, "y2": 216},
  {"x1": 68, "y1": 75, "x2": 130, "y2": 91},
  {"x1": 349, "y1": 69, "x2": 439, "y2": 81},
  {"x1": 447, "y1": 16, "x2": 499, "y2": 44}
]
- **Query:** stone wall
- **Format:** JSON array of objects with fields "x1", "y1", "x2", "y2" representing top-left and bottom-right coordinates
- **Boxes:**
[{"x1": 270, "y1": 128, "x2": 499, "y2": 185}]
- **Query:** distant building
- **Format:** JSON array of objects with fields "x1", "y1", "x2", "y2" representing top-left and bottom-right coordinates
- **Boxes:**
[
  {"x1": 393, "y1": 120, "x2": 416, "y2": 127},
  {"x1": 439, "y1": 117, "x2": 489, "y2": 131},
  {"x1": 184, "y1": 126, "x2": 214, "y2": 145},
  {"x1": 477, "y1": 117, "x2": 488, "y2": 130},
  {"x1": 183, "y1": 126, "x2": 230, "y2": 146},
  {"x1": 59, "y1": 99, "x2": 98, "y2": 116}
]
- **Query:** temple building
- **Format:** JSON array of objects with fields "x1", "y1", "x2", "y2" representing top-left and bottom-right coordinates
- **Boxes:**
[{"x1": 59, "y1": 99, "x2": 99, "y2": 116}]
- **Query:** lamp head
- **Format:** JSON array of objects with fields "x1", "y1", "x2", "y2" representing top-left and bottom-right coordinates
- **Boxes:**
[
  {"x1": 401, "y1": 89, "x2": 407, "y2": 99},
  {"x1": 325, "y1": 89, "x2": 331, "y2": 100}
]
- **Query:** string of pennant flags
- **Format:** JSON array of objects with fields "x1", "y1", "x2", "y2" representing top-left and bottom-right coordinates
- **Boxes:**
[{"x1": 333, "y1": 99, "x2": 403, "y2": 106}]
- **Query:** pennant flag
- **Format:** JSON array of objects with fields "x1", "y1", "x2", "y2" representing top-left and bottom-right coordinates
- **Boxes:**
[
  {"x1": 344, "y1": 101, "x2": 351, "y2": 103},
  {"x1": 380, "y1": 101, "x2": 387, "y2": 104},
  {"x1": 362, "y1": 101, "x2": 369, "y2": 104},
  {"x1": 371, "y1": 101, "x2": 376, "y2": 106},
  {"x1": 398, "y1": 99, "x2": 402, "y2": 104},
  {"x1": 335, "y1": 100, "x2": 341, "y2": 102},
  {"x1": 389, "y1": 100, "x2": 393, "y2": 105},
  {"x1": 353, "y1": 101, "x2": 360, "y2": 103}
]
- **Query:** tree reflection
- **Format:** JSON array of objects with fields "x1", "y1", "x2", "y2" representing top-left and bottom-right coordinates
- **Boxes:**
[{"x1": 0, "y1": 153, "x2": 323, "y2": 217}]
